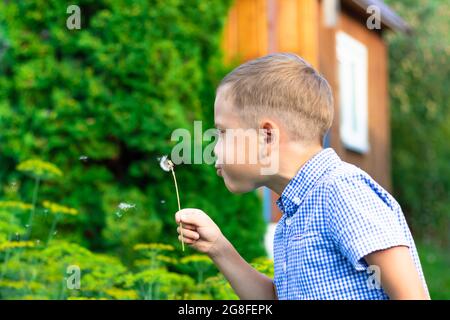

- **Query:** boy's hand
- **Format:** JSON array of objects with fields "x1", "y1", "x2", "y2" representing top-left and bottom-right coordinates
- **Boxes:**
[
  {"x1": 175, "y1": 208, "x2": 277, "y2": 300},
  {"x1": 175, "y1": 208, "x2": 224, "y2": 257}
]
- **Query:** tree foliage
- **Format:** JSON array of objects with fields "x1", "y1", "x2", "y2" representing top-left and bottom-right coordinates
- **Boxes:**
[
  {"x1": 385, "y1": 0, "x2": 449, "y2": 244},
  {"x1": 0, "y1": 0, "x2": 266, "y2": 262}
]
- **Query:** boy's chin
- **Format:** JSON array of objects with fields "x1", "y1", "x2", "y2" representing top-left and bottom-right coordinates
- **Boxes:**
[{"x1": 223, "y1": 178, "x2": 256, "y2": 194}]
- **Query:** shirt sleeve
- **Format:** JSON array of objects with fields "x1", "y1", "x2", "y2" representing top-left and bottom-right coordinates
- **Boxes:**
[{"x1": 326, "y1": 173, "x2": 410, "y2": 271}]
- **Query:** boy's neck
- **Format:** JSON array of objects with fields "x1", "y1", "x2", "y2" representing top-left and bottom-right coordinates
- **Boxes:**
[{"x1": 265, "y1": 144, "x2": 324, "y2": 195}]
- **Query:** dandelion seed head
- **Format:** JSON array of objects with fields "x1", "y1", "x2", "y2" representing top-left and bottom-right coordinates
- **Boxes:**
[{"x1": 159, "y1": 155, "x2": 173, "y2": 172}]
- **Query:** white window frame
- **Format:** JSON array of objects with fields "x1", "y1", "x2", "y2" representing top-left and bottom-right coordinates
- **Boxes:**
[{"x1": 336, "y1": 31, "x2": 369, "y2": 154}]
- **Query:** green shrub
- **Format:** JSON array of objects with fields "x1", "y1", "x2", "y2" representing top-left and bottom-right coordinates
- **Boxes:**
[
  {"x1": 0, "y1": 240, "x2": 132, "y2": 300},
  {"x1": 0, "y1": 0, "x2": 266, "y2": 262},
  {"x1": 0, "y1": 170, "x2": 272, "y2": 300},
  {"x1": 0, "y1": 0, "x2": 269, "y2": 299}
]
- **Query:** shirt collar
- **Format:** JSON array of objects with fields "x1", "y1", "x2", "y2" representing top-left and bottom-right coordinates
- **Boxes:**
[{"x1": 276, "y1": 148, "x2": 341, "y2": 217}]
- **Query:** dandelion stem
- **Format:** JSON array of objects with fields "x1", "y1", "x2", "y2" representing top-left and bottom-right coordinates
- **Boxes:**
[{"x1": 170, "y1": 166, "x2": 184, "y2": 252}]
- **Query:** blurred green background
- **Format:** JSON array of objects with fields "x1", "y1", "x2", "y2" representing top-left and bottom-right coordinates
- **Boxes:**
[
  {"x1": 0, "y1": 0, "x2": 448, "y2": 299},
  {"x1": 385, "y1": 0, "x2": 449, "y2": 299}
]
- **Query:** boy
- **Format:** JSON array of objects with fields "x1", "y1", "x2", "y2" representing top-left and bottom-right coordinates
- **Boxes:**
[{"x1": 174, "y1": 53, "x2": 429, "y2": 300}]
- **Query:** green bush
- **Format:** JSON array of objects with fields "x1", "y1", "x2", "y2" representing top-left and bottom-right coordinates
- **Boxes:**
[
  {"x1": 0, "y1": 197, "x2": 273, "y2": 299},
  {"x1": 0, "y1": 0, "x2": 266, "y2": 263},
  {"x1": 0, "y1": 160, "x2": 273, "y2": 300}
]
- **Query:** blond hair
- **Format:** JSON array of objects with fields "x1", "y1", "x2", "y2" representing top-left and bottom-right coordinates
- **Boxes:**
[{"x1": 218, "y1": 53, "x2": 334, "y2": 144}]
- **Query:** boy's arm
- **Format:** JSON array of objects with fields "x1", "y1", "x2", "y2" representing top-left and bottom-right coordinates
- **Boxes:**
[
  {"x1": 365, "y1": 246, "x2": 430, "y2": 300},
  {"x1": 209, "y1": 234, "x2": 277, "y2": 300},
  {"x1": 175, "y1": 209, "x2": 277, "y2": 300}
]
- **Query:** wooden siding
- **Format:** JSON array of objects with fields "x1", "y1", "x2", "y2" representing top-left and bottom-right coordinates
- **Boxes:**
[
  {"x1": 319, "y1": 4, "x2": 391, "y2": 191},
  {"x1": 222, "y1": 0, "x2": 319, "y2": 66}
]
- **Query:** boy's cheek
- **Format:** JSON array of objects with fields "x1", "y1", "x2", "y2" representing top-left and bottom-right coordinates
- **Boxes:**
[
  {"x1": 223, "y1": 163, "x2": 262, "y2": 182},
  {"x1": 215, "y1": 138, "x2": 261, "y2": 169}
]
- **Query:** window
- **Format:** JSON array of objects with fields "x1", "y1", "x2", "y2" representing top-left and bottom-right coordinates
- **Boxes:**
[{"x1": 336, "y1": 31, "x2": 369, "y2": 153}]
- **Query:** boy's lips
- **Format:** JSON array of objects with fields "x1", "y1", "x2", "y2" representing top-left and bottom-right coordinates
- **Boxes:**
[{"x1": 215, "y1": 166, "x2": 223, "y2": 176}]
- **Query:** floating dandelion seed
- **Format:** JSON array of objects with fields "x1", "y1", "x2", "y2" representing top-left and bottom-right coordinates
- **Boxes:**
[
  {"x1": 118, "y1": 202, "x2": 136, "y2": 211},
  {"x1": 79, "y1": 155, "x2": 88, "y2": 162},
  {"x1": 160, "y1": 200, "x2": 166, "y2": 204},
  {"x1": 115, "y1": 202, "x2": 136, "y2": 218},
  {"x1": 159, "y1": 155, "x2": 185, "y2": 251}
]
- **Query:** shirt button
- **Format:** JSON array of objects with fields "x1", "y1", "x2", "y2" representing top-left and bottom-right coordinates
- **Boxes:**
[
  {"x1": 283, "y1": 261, "x2": 287, "y2": 273},
  {"x1": 293, "y1": 196, "x2": 301, "y2": 205},
  {"x1": 285, "y1": 217, "x2": 293, "y2": 226}
]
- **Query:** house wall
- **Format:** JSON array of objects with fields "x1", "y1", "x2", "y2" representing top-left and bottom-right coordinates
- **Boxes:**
[
  {"x1": 222, "y1": 0, "x2": 320, "y2": 66},
  {"x1": 221, "y1": 0, "x2": 268, "y2": 63},
  {"x1": 319, "y1": 4, "x2": 392, "y2": 192}
]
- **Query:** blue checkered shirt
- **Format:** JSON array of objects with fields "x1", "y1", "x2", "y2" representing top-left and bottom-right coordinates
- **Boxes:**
[{"x1": 273, "y1": 148, "x2": 428, "y2": 299}]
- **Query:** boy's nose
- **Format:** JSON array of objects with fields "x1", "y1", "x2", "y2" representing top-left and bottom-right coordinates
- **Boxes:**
[
  {"x1": 213, "y1": 140, "x2": 220, "y2": 158},
  {"x1": 213, "y1": 144, "x2": 226, "y2": 166}
]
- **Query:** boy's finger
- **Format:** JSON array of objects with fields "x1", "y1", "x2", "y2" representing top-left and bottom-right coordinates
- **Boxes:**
[
  {"x1": 179, "y1": 235, "x2": 195, "y2": 244},
  {"x1": 177, "y1": 227, "x2": 200, "y2": 240},
  {"x1": 179, "y1": 223, "x2": 196, "y2": 231},
  {"x1": 175, "y1": 208, "x2": 203, "y2": 225}
]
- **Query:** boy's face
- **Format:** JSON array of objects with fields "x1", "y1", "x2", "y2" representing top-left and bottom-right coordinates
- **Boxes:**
[{"x1": 213, "y1": 86, "x2": 276, "y2": 193}]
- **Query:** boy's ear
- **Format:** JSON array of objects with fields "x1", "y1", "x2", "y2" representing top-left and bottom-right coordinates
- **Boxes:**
[{"x1": 260, "y1": 120, "x2": 279, "y2": 145}]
